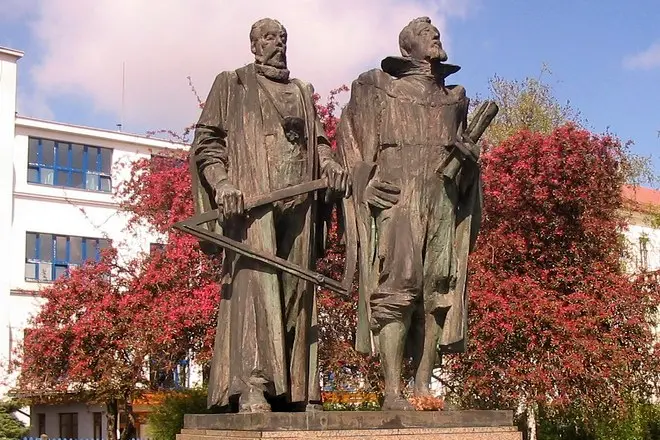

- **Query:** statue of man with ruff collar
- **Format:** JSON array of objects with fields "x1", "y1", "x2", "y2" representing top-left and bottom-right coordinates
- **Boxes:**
[{"x1": 337, "y1": 16, "x2": 487, "y2": 410}]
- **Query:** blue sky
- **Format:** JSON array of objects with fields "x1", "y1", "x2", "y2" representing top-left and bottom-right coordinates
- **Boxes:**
[
  {"x1": 451, "y1": 1, "x2": 660, "y2": 178},
  {"x1": 1, "y1": 0, "x2": 659, "y2": 178}
]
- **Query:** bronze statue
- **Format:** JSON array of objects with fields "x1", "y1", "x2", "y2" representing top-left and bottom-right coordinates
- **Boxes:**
[
  {"x1": 185, "y1": 18, "x2": 349, "y2": 413},
  {"x1": 337, "y1": 17, "x2": 497, "y2": 410}
]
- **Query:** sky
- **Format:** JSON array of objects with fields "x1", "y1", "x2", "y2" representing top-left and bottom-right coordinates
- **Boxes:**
[{"x1": 1, "y1": 0, "x2": 659, "y2": 177}]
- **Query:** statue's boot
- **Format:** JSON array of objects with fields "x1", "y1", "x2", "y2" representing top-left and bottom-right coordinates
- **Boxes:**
[
  {"x1": 379, "y1": 320, "x2": 415, "y2": 411},
  {"x1": 239, "y1": 375, "x2": 271, "y2": 413}
]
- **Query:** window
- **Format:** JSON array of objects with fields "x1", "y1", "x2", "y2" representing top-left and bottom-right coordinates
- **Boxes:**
[
  {"x1": 25, "y1": 232, "x2": 110, "y2": 281},
  {"x1": 37, "y1": 413, "x2": 46, "y2": 436},
  {"x1": 27, "y1": 137, "x2": 113, "y2": 192},
  {"x1": 150, "y1": 358, "x2": 176, "y2": 390},
  {"x1": 639, "y1": 234, "x2": 649, "y2": 272},
  {"x1": 59, "y1": 413, "x2": 78, "y2": 439},
  {"x1": 93, "y1": 412, "x2": 103, "y2": 440}
]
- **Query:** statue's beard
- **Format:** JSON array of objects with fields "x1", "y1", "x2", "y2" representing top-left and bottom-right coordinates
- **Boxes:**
[
  {"x1": 255, "y1": 49, "x2": 287, "y2": 69},
  {"x1": 255, "y1": 50, "x2": 290, "y2": 81},
  {"x1": 428, "y1": 46, "x2": 448, "y2": 62}
]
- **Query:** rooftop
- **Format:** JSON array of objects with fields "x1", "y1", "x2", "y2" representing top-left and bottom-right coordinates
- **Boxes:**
[
  {"x1": 16, "y1": 115, "x2": 188, "y2": 150},
  {"x1": 622, "y1": 184, "x2": 660, "y2": 211},
  {"x1": 0, "y1": 46, "x2": 24, "y2": 59}
]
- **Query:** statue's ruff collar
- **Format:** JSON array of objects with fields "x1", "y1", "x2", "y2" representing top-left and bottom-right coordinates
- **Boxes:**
[{"x1": 381, "y1": 56, "x2": 461, "y2": 80}]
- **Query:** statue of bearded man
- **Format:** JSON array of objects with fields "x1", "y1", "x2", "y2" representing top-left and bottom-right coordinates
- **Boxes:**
[
  {"x1": 337, "y1": 16, "x2": 483, "y2": 410},
  {"x1": 190, "y1": 17, "x2": 349, "y2": 413}
]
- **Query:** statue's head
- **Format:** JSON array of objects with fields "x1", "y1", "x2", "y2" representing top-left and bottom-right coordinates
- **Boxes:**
[
  {"x1": 250, "y1": 18, "x2": 288, "y2": 69},
  {"x1": 398, "y1": 17, "x2": 447, "y2": 62}
]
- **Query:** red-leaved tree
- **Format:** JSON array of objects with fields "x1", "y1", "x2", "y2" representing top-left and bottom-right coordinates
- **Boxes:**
[
  {"x1": 449, "y1": 125, "x2": 660, "y2": 434},
  {"x1": 17, "y1": 236, "x2": 219, "y2": 440},
  {"x1": 17, "y1": 150, "x2": 220, "y2": 440}
]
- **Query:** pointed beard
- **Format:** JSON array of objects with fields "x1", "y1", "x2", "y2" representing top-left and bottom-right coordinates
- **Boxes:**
[{"x1": 429, "y1": 47, "x2": 448, "y2": 62}]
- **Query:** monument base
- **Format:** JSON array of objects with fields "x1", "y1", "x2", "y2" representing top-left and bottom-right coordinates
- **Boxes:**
[{"x1": 177, "y1": 410, "x2": 522, "y2": 439}]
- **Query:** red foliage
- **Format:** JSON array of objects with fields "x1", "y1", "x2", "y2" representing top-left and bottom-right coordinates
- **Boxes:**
[
  {"x1": 18, "y1": 243, "x2": 219, "y2": 397},
  {"x1": 409, "y1": 395, "x2": 445, "y2": 411},
  {"x1": 17, "y1": 146, "x2": 219, "y2": 440},
  {"x1": 313, "y1": 85, "x2": 349, "y2": 149},
  {"x1": 117, "y1": 152, "x2": 193, "y2": 234},
  {"x1": 451, "y1": 125, "x2": 660, "y2": 418}
]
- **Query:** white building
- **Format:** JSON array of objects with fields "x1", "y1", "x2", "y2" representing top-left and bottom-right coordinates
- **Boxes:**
[
  {"x1": 1, "y1": 47, "x2": 197, "y2": 439},
  {"x1": 621, "y1": 184, "x2": 660, "y2": 275}
]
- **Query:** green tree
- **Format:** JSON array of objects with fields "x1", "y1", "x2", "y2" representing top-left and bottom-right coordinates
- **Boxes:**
[
  {"x1": 147, "y1": 388, "x2": 209, "y2": 440},
  {"x1": 475, "y1": 65, "x2": 655, "y2": 186},
  {"x1": 0, "y1": 400, "x2": 29, "y2": 440},
  {"x1": 475, "y1": 65, "x2": 582, "y2": 146}
]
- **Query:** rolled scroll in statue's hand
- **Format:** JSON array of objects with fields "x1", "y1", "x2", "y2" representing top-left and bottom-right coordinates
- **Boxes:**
[
  {"x1": 465, "y1": 100, "x2": 500, "y2": 144},
  {"x1": 441, "y1": 100, "x2": 500, "y2": 179}
]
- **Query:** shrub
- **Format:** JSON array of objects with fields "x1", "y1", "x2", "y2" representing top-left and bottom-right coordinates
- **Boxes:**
[
  {"x1": 321, "y1": 391, "x2": 381, "y2": 411},
  {"x1": 147, "y1": 388, "x2": 209, "y2": 440}
]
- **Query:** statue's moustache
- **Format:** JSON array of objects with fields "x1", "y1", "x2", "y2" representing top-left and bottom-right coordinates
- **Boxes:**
[{"x1": 256, "y1": 48, "x2": 286, "y2": 66}]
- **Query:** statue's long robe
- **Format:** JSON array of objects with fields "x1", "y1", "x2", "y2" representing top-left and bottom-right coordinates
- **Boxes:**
[
  {"x1": 337, "y1": 59, "x2": 482, "y2": 357},
  {"x1": 189, "y1": 63, "x2": 329, "y2": 408}
]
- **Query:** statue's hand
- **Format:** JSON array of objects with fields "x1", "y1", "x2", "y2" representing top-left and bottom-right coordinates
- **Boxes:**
[
  {"x1": 322, "y1": 161, "x2": 352, "y2": 199},
  {"x1": 364, "y1": 179, "x2": 400, "y2": 210},
  {"x1": 214, "y1": 182, "x2": 244, "y2": 217}
]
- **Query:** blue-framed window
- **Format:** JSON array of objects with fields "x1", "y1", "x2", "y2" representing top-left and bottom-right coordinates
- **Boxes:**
[
  {"x1": 25, "y1": 232, "x2": 111, "y2": 281},
  {"x1": 149, "y1": 358, "x2": 189, "y2": 390},
  {"x1": 27, "y1": 137, "x2": 113, "y2": 192}
]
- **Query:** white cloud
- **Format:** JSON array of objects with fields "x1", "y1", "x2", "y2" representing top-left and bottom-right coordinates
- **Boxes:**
[
  {"x1": 623, "y1": 42, "x2": 660, "y2": 71},
  {"x1": 16, "y1": 89, "x2": 54, "y2": 121},
  {"x1": 22, "y1": 0, "x2": 472, "y2": 133}
]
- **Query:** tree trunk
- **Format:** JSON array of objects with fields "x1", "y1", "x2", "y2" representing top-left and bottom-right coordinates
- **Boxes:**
[
  {"x1": 119, "y1": 396, "x2": 137, "y2": 440},
  {"x1": 106, "y1": 399, "x2": 118, "y2": 440},
  {"x1": 525, "y1": 403, "x2": 537, "y2": 440}
]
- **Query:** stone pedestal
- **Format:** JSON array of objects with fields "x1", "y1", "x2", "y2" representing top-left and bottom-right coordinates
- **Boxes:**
[{"x1": 177, "y1": 411, "x2": 522, "y2": 439}]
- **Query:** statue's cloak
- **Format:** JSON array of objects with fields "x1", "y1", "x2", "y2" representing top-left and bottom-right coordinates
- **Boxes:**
[
  {"x1": 189, "y1": 63, "x2": 325, "y2": 408},
  {"x1": 336, "y1": 61, "x2": 482, "y2": 356}
]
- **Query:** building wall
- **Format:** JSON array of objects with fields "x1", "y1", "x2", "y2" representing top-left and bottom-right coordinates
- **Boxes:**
[
  {"x1": 622, "y1": 213, "x2": 660, "y2": 274},
  {"x1": 31, "y1": 402, "x2": 106, "y2": 439},
  {"x1": 0, "y1": 49, "x2": 206, "y2": 413},
  {"x1": 2, "y1": 120, "x2": 186, "y2": 394},
  {"x1": 0, "y1": 47, "x2": 23, "y2": 398}
]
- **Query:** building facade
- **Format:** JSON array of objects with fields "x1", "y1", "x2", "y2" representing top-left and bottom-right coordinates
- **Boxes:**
[
  {"x1": 0, "y1": 47, "x2": 199, "y2": 439},
  {"x1": 621, "y1": 184, "x2": 660, "y2": 274}
]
